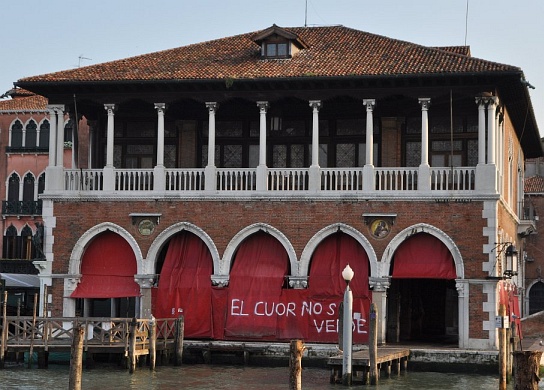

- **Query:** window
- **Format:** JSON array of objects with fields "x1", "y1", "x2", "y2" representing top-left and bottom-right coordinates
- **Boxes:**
[
  {"x1": 3, "y1": 225, "x2": 17, "y2": 259},
  {"x1": 10, "y1": 120, "x2": 23, "y2": 147},
  {"x1": 39, "y1": 120, "x2": 50, "y2": 149},
  {"x1": 263, "y1": 41, "x2": 289, "y2": 58},
  {"x1": 25, "y1": 120, "x2": 37, "y2": 148}
]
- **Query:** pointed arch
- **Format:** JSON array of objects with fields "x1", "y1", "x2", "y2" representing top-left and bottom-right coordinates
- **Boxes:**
[
  {"x1": 222, "y1": 223, "x2": 297, "y2": 276},
  {"x1": 381, "y1": 223, "x2": 464, "y2": 279},
  {"x1": 147, "y1": 222, "x2": 219, "y2": 276},
  {"x1": 25, "y1": 118, "x2": 38, "y2": 148},
  {"x1": 38, "y1": 118, "x2": 50, "y2": 148},
  {"x1": 299, "y1": 223, "x2": 378, "y2": 278},
  {"x1": 9, "y1": 119, "x2": 23, "y2": 147},
  {"x1": 69, "y1": 222, "x2": 143, "y2": 275}
]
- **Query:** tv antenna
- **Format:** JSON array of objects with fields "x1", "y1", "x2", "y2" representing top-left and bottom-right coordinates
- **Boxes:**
[{"x1": 78, "y1": 55, "x2": 92, "y2": 67}]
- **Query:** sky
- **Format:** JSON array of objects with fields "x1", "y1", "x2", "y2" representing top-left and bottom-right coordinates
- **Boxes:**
[{"x1": 1, "y1": 0, "x2": 543, "y2": 137}]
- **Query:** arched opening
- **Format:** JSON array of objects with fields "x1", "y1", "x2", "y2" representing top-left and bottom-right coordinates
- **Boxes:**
[
  {"x1": 306, "y1": 232, "x2": 371, "y2": 343},
  {"x1": 153, "y1": 231, "x2": 214, "y2": 338},
  {"x1": 387, "y1": 232, "x2": 458, "y2": 345},
  {"x1": 223, "y1": 231, "x2": 290, "y2": 340},
  {"x1": 529, "y1": 281, "x2": 544, "y2": 314},
  {"x1": 71, "y1": 231, "x2": 139, "y2": 317}
]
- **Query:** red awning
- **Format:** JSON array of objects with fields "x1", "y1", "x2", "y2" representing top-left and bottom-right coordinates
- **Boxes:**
[
  {"x1": 392, "y1": 233, "x2": 456, "y2": 279},
  {"x1": 71, "y1": 231, "x2": 140, "y2": 298}
]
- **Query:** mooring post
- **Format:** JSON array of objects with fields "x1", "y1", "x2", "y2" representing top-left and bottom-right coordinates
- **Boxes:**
[
  {"x1": 513, "y1": 350, "x2": 543, "y2": 390},
  {"x1": 68, "y1": 322, "x2": 85, "y2": 390},
  {"x1": 289, "y1": 339, "x2": 304, "y2": 390},
  {"x1": 0, "y1": 290, "x2": 7, "y2": 369},
  {"x1": 369, "y1": 302, "x2": 379, "y2": 385},
  {"x1": 175, "y1": 315, "x2": 184, "y2": 366},
  {"x1": 149, "y1": 316, "x2": 156, "y2": 370},
  {"x1": 28, "y1": 293, "x2": 38, "y2": 369},
  {"x1": 499, "y1": 304, "x2": 507, "y2": 390},
  {"x1": 128, "y1": 317, "x2": 137, "y2": 374}
]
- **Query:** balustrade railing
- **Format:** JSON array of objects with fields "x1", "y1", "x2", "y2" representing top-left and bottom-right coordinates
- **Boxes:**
[
  {"x1": 320, "y1": 168, "x2": 363, "y2": 191},
  {"x1": 268, "y1": 169, "x2": 308, "y2": 191},
  {"x1": 166, "y1": 169, "x2": 205, "y2": 191},
  {"x1": 1, "y1": 200, "x2": 42, "y2": 215},
  {"x1": 375, "y1": 168, "x2": 418, "y2": 191},
  {"x1": 430, "y1": 167, "x2": 475, "y2": 191},
  {"x1": 217, "y1": 168, "x2": 256, "y2": 191},
  {"x1": 64, "y1": 169, "x2": 103, "y2": 191},
  {"x1": 116, "y1": 169, "x2": 154, "y2": 191},
  {"x1": 57, "y1": 167, "x2": 480, "y2": 195}
]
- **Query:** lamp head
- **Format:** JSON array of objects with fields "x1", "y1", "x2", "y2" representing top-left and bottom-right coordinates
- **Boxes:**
[{"x1": 342, "y1": 264, "x2": 354, "y2": 285}]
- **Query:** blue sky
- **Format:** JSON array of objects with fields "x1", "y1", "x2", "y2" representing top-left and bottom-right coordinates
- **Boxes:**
[{"x1": 1, "y1": 0, "x2": 542, "y2": 137}]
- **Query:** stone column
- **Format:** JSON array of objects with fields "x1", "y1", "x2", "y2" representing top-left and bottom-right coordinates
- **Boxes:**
[
  {"x1": 456, "y1": 280, "x2": 469, "y2": 348},
  {"x1": 154, "y1": 103, "x2": 166, "y2": 192},
  {"x1": 56, "y1": 105, "x2": 65, "y2": 167},
  {"x1": 103, "y1": 104, "x2": 116, "y2": 191},
  {"x1": 369, "y1": 277, "x2": 390, "y2": 345},
  {"x1": 308, "y1": 100, "x2": 322, "y2": 192},
  {"x1": 104, "y1": 104, "x2": 116, "y2": 168},
  {"x1": 135, "y1": 276, "x2": 156, "y2": 319},
  {"x1": 487, "y1": 96, "x2": 498, "y2": 165},
  {"x1": 204, "y1": 102, "x2": 218, "y2": 191},
  {"x1": 476, "y1": 97, "x2": 487, "y2": 164},
  {"x1": 256, "y1": 101, "x2": 269, "y2": 191},
  {"x1": 418, "y1": 98, "x2": 431, "y2": 192},
  {"x1": 363, "y1": 99, "x2": 376, "y2": 191}
]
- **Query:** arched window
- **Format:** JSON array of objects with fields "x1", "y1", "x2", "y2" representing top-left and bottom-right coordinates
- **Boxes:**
[
  {"x1": 529, "y1": 282, "x2": 544, "y2": 315},
  {"x1": 22, "y1": 173, "x2": 35, "y2": 214},
  {"x1": 7, "y1": 173, "x2": 20, "y2": 201},
  {"x1": 3, "y1": 225, "x2": 18, "y2": 259},
  {"x1": 21, "y1": 225, "x2": 34, "y2": 260},
  {"x1": 25, "y1": 119, "x2": 37, "y2": 148},
  {"x1": 11, "y1": 120, "x2": 23, "y2": 147},
  {"x1": 37, "y1": 173, "x2": 45, "y2": 214},
  {"x1": 64, "y1": 118, "x2": 73, "y2": 142},
  {"x1": 39, "y1": 120, "x2": 50, "y2": 149}
]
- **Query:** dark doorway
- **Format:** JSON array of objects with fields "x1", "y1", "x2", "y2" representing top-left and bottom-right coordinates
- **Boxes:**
[{"x1": 386, "y1": 278, "x2": 458, "y2": 344}]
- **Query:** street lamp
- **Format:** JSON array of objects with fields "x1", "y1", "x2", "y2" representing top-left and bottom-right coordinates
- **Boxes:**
[
  {"x1": 503, "y1": 244, "x2": 518, "y2": 279},
  {"x1": 342, "y1": 264, "x2": 354, "y2": 386}
]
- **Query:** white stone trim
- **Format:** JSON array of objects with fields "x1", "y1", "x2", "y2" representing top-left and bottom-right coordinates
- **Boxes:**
[
  {"x1": 299, "y1": 223, "x2": 378, "y2": 278},
  {"x1": 146, "y1": 221, "x2": 220, "y2": 277},
  {"x1": 222, "y1": 223, "x2": 297, "y2": 278},
  {"x1": 380, "y1": 223, "x2": 464, "y2": 279},
  {"x1": 68, "y1": 222, "x2": 143, "y2": 275}
]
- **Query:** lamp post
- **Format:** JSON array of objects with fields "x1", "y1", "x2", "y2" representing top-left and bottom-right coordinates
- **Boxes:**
[{"x1": 341, "y1": 264, "x2": 354, "y2": 386}]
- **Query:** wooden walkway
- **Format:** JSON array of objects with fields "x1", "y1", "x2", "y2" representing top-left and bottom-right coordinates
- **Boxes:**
[
  {"x1": 0, "y1": 316, "x2": 183, "y2": 369},
  {"x1": 328, "y1": 347, "x2": 410, "y2": 384}
]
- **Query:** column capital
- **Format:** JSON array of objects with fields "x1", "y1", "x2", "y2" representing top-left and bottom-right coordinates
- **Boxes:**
[
  {"x1": 309, "y1": 100, "x2": 322, "y2": 110},
  {"x1": 256, "y1": 101, "x2": 269, "y2": 112},
  {"x1": 363, "y1": 99, "x2": 376, "y2": 111},
  {"x1": 205, "y1": 102, "x2": 219, "y2": 112},
  {"x1": 46, "y1": 104, "x2": 65, "y2": 113},
  {"x1": 418, "y1": 97, "x2": 431, "y2": 110},
  {"x1": 487, "y1": 96, "x2": 499, "y2": 107},
  {"x1": 104, "y1": 103, "x2": 116, "y2": 113},
  {"x1": 154, "y1": 103, "x2": 167, "y2": 112}
]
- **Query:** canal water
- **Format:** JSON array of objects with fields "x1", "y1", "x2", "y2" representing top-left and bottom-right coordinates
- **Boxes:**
[{"x1": 1, "y1": 364, "x2": 537, "y2": 389}]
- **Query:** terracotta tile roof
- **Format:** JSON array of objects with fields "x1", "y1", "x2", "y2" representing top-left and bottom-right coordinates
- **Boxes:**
[
  {"x1": 0, "y1": 94, "x2": 47, "y2": 111},
  {"x1": 432, "y1": 46, "x2": 471, "y2": 56},
  {"x1": 525, "y1": 176, "x2": 544, "y2": 193},
  {"x1": 17, "y1": 25, "x2": 519, "y2": 84}
]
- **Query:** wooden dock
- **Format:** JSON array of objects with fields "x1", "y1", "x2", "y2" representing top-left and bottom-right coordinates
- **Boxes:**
[
  {"x1": 0, "y1": 316, "x2": 183, "y2": 370},
  {"x1": 327, "y1": 347, "x2": 410, "y2": 384}
]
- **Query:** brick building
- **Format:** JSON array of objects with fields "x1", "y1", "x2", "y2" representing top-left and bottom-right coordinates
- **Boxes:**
[
  {"x1": 524, "y1": 139, "x2": 544, "y2": 315},
  {"x1": 14, "y1": 25, "x2": 541, "y2": 349}
]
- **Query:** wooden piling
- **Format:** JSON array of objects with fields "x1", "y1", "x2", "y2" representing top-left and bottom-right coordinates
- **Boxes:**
[
  {"x1": 128, "y1": 317, "x2": 137, "y2": 373},
  {"x1": 175, "y1": 315, "x2": 184, "y2": 366},
  {"x1": 0, "y1": 290, "x2": 7, "y2": 368},
  {"x1": 499, "y1": 304, "x2": 507, "y2": 390},
  {"x1": 149, "y1": 317, "x2": 157, "y2": 370},
  {"x1": 28, "y1": 293, "x2": 38, "y2": 368},
  {"x1": 289, "y1": 340, "x2": 304, "y2": 390},
  {"x1": 513, "y1": 350, "x2": 543, "y2": 390},
  {"x1": 369, "y1": 302, "x2": 379, "y2": 385},
  {"x1": 69, "y1": 323, "x2": 85, "y2": 390}
]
